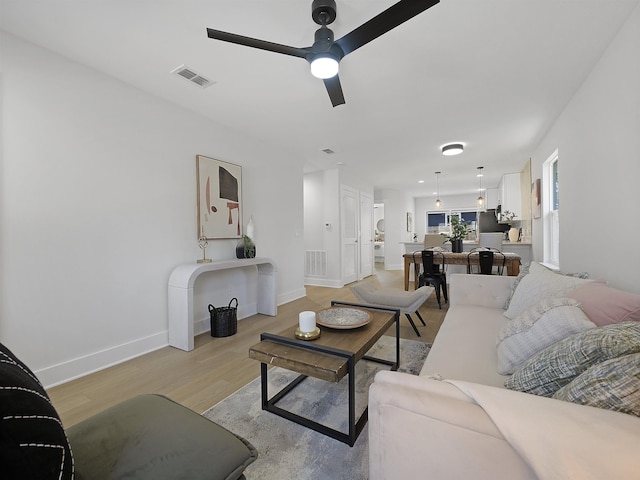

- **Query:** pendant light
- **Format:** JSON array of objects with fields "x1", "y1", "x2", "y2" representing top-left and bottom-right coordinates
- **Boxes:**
[
  {"x1": 477, "y1": 166, "x2": 485, "y2": 207},
  {"x1": 435, "y1": 171, "x2": 442, "y2": 208}
]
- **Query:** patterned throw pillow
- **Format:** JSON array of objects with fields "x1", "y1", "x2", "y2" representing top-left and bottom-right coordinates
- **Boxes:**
[
  {"x1": 553, "y1": 353, "x2": 640, "y2": 417},
  {"x1": 504, "y1": 262, "x2": 593, "y2": 319},
  {"x1": 505, "y1": 322, "x2": 640, "y2": 396},
  {"x1": 496, "y1": 298, "x2": 596, "y2": 375},
  {"x1": 0, "y1": 343, "x2": 74, "y2": 479}
]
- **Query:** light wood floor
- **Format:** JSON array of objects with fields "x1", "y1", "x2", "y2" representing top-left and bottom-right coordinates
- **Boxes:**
[{"x1": 47, "y1": 268, "x2": 447, "y2": 427}]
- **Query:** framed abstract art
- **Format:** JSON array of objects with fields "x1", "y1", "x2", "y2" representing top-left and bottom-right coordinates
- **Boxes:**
[{"x1": 196, "y1": 155, "x2": 243, "y2": 239}]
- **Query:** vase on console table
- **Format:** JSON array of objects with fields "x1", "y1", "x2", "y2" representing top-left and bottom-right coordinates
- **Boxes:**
[
  {"x1": 236, "y1": 235, "x2": 256, "y2": 259},
  {"x1": 508, "y1": 227, "x2": 520, "y2": 243},
  {"x1": 451, "y1": 239, "x2": 463, "y2": 253}
]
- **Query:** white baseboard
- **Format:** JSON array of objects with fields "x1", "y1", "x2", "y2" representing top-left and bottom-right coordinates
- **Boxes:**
[
  {"x1": 39, "y1": 287, "x2": 312, "y2": 388},
  {"x1": 304, "y1": 278, "x2": 345, "y2": 288},
  {"x1": 278, "y1": 287, "x2": 306, "y2": 305},
  {"x1": 38, "y1": 331, "x2": 167, "y2": 389}
]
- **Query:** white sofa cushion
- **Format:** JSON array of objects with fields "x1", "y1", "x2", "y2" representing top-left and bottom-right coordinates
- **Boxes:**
[
  {"x1": 420, "y1": 305, "x2": 509, "y2": 387},
  {"x1": 369, "y1": 373, "x2": 537, "y2": 480},
  {"x1": 496, "y1": 298, "x2": 596, "y2": 375},
  {"x1": 504, "y1": 262, "x2": 592, "y2": 319},
  {"x1": 449, "y1": 274, "x2": 515, "y2": 309}
]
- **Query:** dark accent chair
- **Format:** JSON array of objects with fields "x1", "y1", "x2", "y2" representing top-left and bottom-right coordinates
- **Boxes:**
[
  {"x1": 0, "y1": 342, "x2": 257, "y2": 480},
  {"x1": 416, "y1": 250, "x2": 448, "y2": 309}
]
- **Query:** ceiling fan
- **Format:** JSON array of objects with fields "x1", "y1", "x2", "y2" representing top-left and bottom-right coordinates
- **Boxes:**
[{"x1": 206, "y1": 0, "x2": 440, "y2": 107}]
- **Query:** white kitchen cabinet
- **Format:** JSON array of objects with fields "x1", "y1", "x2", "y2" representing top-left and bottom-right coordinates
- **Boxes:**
[
  {"x1": 485, "y1": 188, "x2": 500, "y2": 209},
  {"x1": 499, "y1": 173, "x2": 521, "y2": 219}
]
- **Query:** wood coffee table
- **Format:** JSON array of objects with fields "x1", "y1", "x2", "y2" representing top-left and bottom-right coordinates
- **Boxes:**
[{"x1": 248, "y1": 301, "x2": 399, "y2": 446}]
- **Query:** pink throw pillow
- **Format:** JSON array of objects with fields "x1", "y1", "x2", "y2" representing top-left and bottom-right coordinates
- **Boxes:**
[{"x1": 567, "y1": 282, "x2": 640, "y2": 326}]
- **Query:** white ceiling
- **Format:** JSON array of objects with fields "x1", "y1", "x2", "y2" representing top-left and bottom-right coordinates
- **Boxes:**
[{"x1": 2, "y1": 0, "x2": 638, "y2": 198}]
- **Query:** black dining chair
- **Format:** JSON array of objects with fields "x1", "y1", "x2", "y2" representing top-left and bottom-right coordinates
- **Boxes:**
[
  {"x1": 467, "y1": 247, "x2": 506, "y2": 275},
  {"x1": 415, "y1": 250, "x2": 448, "y2": 309}
]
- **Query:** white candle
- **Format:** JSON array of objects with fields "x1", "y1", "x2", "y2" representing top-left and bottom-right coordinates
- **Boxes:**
[{"x1": 299, "y1": 311, "x2": 316, "y2": 333}]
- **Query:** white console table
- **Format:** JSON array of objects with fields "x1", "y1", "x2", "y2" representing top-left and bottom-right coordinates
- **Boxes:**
[{"x1": 168, "y1": 257, "x2": 277, "y2": 351}]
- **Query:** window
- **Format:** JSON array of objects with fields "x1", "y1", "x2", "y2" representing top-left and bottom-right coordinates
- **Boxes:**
[
  {"x1": 543, "y1": 150, "x2": 559, "y2": 267},
  {"x1": 426, "y1": 209, "x2": 477, "y2": 237}
]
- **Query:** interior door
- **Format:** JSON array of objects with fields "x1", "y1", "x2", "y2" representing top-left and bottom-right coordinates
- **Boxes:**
[
  {"x1": 341, "y1": 185, "x2": 358, "y2": 285},
  {"x1": 359, "y1": 192, "x2": 374, "y2": 279}
]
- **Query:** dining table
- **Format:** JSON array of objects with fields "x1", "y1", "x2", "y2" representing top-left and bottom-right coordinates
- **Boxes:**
[{"x1": 403, "y1": 251, "x2": 522, "y2": 291}]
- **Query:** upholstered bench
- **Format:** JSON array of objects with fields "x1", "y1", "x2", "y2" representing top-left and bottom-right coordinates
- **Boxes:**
[
  {"x1": 0, "y1": 342, "x2": 257, "y2": 480},
  {"x1": 350, "y1": 281, "x2": 432, "y2": 336}
]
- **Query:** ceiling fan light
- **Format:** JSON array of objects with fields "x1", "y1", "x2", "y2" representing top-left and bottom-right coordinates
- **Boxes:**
[
  {"x1": 310, "y1": 55, "x2": 339, "y2": 79},
  {"x1": 442, "y1": 143, "x2": 464, "y2": 156}
]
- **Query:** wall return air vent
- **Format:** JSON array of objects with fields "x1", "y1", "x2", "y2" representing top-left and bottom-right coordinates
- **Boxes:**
[{"x1": 171, "y1": 65, "x2": 215, "y2": 88}]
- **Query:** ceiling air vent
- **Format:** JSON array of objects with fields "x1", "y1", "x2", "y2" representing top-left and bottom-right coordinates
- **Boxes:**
[
  {"x1": 321, "y1": 148, "x2": 335, "y2": 154},
  {"x1": 171, "y1": 65, "x2": 215, "y2": 89}
]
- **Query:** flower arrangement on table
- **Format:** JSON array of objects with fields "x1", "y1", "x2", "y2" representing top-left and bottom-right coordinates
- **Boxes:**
[
  {"x1": 500, "y1": 210, "x2": 517, "y2": 224},
  {"x1": 441, "y1": 215, "x2": 469, "y2": 252}
]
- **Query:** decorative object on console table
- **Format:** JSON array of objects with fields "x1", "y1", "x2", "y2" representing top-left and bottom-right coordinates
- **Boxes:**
[
  {"x1": 246, "y1": 215, "x2": 255, "y2": 239},
  {"x1": 236, "y1": 234, "x2": 256, "y2": 258},
  {"x1": 197, "y1": 226, "x2": 212, "y2": 263},
  {"x1": 196, "y1": 154, "x2": 243, "y2": 239},
  {"x1": 442, "y1": 214, "x2": 468, "y2": 253}
]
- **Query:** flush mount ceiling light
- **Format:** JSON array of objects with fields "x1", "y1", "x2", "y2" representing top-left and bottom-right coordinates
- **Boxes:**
[
  {"x1": 435, "y1": 171, "x2": 442, "y2": 208},
  {"x1": 477, "y1": 166, "x2": 485, "y2": 207},
  {"x1": 442, "y1": 143, "x2": 464, "y2": 156}
]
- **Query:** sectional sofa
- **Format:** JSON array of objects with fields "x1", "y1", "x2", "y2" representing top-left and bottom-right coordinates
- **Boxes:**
[{"x1": 369, "y1": 263, "x2": 640, "y2": 479}]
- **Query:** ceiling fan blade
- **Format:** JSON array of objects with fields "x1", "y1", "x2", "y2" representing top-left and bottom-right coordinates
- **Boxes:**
[
  {"x1": 335, "y1": 0, "x2": 439, "y2": 56},
  {"x1": 207, "y1": 28, "x2": 309, "y2": 58},
  {"x1": 323, "y1": 75, "x2": 345, "y2": 107}
]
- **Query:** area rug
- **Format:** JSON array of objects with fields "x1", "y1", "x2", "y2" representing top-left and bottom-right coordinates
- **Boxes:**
[{"x1": 203, "y1": 335, "x2": 430, "y2": 480}]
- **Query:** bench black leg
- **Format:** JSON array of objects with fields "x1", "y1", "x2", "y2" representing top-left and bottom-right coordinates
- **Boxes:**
[
  {"x1": 415, "y1": 310, "x2": 427, "y2": 326},
  {"x1": 404, "y1": 313, "x2": 421, "y2": 337}
]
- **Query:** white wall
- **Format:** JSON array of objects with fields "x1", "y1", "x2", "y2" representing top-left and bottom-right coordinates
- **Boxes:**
[
  {"x1": 1, "y1": 33, "x2": 305, "y2": 386},
  {"x1": 375, "y1": 189, "x2": 414, "y2": 270},
  {"x1": 530, "y1": 4, "x2": 640, "y2": 293}
]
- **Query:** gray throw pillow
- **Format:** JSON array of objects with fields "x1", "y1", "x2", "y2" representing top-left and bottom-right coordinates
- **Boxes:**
[
  {"x1": 505, "y1": 322, "x2": 640, "y2": 396},
  {"x1": 553, "y1": 353, "x2": 640, "y2": 417}
]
